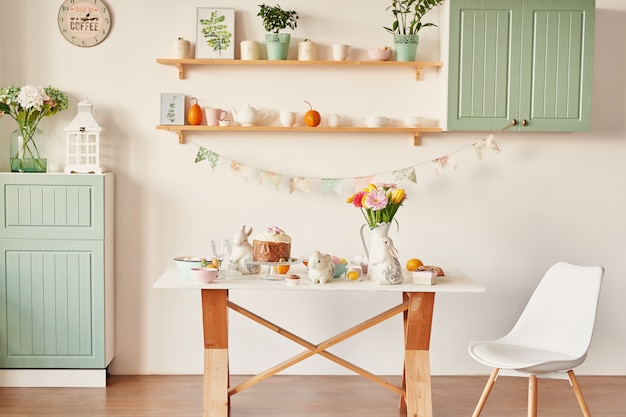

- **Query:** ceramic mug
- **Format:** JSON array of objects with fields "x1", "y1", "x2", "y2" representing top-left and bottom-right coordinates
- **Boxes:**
[
  {"x1": 365, "y1": 116, "x2": 391, "y2": 127},
  {"x1": 279, "y1": 110, "x2": 298, "y2": 127},
  {"x1": 205, "y1": 108, "x2": 227, "y2": 126},
  {"x1": 327, "y1": 113, "x2": 341, "y2": 127},
  {"x1": 332, "y1": 44, "x2": 352, "y2": 61}
]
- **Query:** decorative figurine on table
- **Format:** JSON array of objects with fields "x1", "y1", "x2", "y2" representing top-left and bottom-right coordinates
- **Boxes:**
[
  {"x1": 370, "y1": 236, "x2": 404, "y2": 285},
  {"x1": 229, "y1": 225, "x2": 261, "y2": 274},
  {"x1": 307, "y1": 251, "x2": 335, "y2": 284}
]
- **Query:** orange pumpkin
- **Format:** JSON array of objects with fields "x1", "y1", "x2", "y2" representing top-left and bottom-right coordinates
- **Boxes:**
[
  {"x1": 304, "y1": 101, "x2": 321, "y2": 127},
  {"x1": 188, "y1": 98, "x2": 203, "y2": 125}
]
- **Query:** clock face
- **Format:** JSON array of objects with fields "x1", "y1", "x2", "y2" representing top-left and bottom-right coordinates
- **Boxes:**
[{"x1": 58, "y1": 0, "x2": 111, "y2": 47}]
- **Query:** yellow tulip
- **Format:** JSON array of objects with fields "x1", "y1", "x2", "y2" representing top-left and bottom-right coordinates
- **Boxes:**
[
  {"x1": 366, "y1": 183, "x2": 377, "y2": 191},
  {"x1": 391, "y1": 189, "x2": 405, "y2": 203}
]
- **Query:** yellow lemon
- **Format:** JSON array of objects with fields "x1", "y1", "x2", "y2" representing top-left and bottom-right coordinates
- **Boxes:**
[
  {"x1": 406, "y1": 258, "x2": 423, "y2": 271},
  {"x1": 346, "y1": 270, "x2": 360, "y2": 281}
]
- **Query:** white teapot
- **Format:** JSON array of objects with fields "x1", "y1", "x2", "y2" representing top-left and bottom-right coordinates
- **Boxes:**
[{"x1": 232, "y1": 105, "x2": 269, "y2": 126}]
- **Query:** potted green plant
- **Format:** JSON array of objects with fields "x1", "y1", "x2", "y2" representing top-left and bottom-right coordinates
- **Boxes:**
[
  {"x1": 257, "y1": 3, "x2": 299, "y2": 60},
  {"x1": 384, "y1": 0, "x2": 445, "y2": 61}
]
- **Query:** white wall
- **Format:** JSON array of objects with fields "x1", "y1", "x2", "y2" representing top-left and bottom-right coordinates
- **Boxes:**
[{"x1": 1, "y1": 0, "x2": 624, "y2": 376}]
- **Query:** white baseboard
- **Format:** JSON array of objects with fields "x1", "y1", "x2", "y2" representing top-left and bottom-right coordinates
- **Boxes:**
[{"x1": 0, "y1": 369, "x2": 108, "y2": 387}]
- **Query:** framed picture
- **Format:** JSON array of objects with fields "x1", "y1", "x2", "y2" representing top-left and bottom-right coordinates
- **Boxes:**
[
  {"x1": 196, "y1": 8, "x2": 235, "y2": 59},
  {"x1": 160, "y1": 93, "x2": 185, "y2": 125}
]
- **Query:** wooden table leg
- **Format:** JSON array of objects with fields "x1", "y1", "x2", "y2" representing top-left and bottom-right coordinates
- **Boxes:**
[
  {"x1": 201, "y1": 289, "x2": 229, "y2": 417},
  {"x1": 404, "y1": 292, "x2": 435, "y2": 417}
]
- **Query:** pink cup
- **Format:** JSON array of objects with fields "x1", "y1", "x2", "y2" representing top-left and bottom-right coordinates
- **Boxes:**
[{"x1": 205, "y1": 108, "x2": 227, "y2": 126}]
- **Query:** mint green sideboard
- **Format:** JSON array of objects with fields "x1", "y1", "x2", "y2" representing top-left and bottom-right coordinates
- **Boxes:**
[
  {"x1": 0, "y1": 173, "x2": 114, "y2": 372},
  {"x1": 447, "y1": 0, "x2": 595, "y2": 131}
]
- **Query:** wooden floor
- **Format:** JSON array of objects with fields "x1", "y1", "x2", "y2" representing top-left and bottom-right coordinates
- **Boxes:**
[{"x1": 0, "y1": 375, "x2": 625, "y2": 417}]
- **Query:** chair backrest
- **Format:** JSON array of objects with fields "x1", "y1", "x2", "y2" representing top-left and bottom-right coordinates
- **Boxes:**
[{"x1": 503, "y1": 262, "x2": 604, "y2": 358}]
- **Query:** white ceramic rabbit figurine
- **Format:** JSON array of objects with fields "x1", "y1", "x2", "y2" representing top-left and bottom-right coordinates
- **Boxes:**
[
  {"x1": 370, "y1": 236, "x2": 404, "y2": 285},
  {"x1": 229, "y1": 225, "x2": 261, "y2": 274},
  {"x1": 307, "y1": 250, "x2": 335, "y2": 284}
]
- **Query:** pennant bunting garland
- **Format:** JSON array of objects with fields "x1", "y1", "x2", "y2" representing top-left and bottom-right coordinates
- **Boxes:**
[
  {"x1": 195, "y1": 147, "x2": 220, "y2": 171},
  {"x1": 190, "y1": 130, "x2": 503, "y2": 198},
  {"x1": 433, "y1": 155, "x2": 458, "y2": 175},
  {"x1": 321, "y1": 178, "x2": 343, "y2": 195},
  {"x1": 473, "y1": 134, "x2": 501, "y2": 160},
  {"x1": 260, "y1": 171, "x2": 282, "y2": 190},
  {"x1": 290, "y1": 177, "x2": 312, "y2": 194},
  {"x1": 393, "y1": 167, "x2": 417, "y2": 184},
  {"x1": 230, "y1": 161, "x2": 252, "y2": 182},
  {"x1": 354, "y1": 175, "x2": 376, "y2": 191}
]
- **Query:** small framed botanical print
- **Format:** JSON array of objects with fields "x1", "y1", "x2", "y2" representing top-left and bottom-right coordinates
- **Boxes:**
[
  {"x1": 196, "y1": 8, "x2": 235, "y2": 59},
  {"x1": 160, "y1": 93, "x2": 185, "y2": 125}
]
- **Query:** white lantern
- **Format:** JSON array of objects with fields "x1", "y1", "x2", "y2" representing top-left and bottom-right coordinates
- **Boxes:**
[{"x1": 64, "y1": 98, "x2": 104, "y2": 174}]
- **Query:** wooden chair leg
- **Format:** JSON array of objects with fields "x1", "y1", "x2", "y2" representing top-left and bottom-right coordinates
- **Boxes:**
[
  {"x1": 568, "y1": 370, "x2": 591, "y2": 417},
  {"x1": 472, "y1": 368, "x2": 499, "y2": 417},
  {"x1": 528, "y1": 374, "x2": 537, "y2": 417}
]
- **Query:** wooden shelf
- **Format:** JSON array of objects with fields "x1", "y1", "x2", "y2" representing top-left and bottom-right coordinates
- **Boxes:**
[
  {"x1": 156, "y1": 58, "x2": 443, "y2": 80},
  {"x1": 156, "y1": 125, "x2": 442, "y2": 146}
]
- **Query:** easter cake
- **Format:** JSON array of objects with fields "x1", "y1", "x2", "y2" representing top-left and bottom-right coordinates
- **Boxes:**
[{"x1": 252, "y1": 226, "x2": 292, "y2": 262}]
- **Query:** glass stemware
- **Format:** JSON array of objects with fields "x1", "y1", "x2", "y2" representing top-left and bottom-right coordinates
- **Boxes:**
[{"x1": 211, "y1": 239, "x2": 231, "y2": 270}]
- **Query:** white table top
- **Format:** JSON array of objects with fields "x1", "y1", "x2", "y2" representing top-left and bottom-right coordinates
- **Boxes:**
[{"x1": 154, "y1": 265, "x2": 485, "y2": 293}]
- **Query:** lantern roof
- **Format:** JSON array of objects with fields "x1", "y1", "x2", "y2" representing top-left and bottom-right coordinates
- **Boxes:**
[{"x1": 65, "y1": 98, "x2": 104, "y2": 132}]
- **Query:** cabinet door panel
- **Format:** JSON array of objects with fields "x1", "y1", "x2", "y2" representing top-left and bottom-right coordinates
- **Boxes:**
[
  {"x1": 0, "y1": 240, "x2": 105, "y2": 368},
  {"x1": 448, "y1": 0, "x2": 522, "y2": 130},
  {"x1": 521, "y1": 1, "x2": 594, "y2": 131},
  {"x1": 0, "y1": 174, "x2": 105, "y2": 240}
]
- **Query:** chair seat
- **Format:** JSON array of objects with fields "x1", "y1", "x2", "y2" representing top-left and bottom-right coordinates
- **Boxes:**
[{"x1": 469, "y1": 341, "x2": 585, "y2": 374}]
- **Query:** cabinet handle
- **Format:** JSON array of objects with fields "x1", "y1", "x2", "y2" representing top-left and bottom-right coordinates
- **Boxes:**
[
  {"x1": 511, "y1": 119, "x2": 517, "y2": 126},
  {"x1": 522, "y1": 119, "x2": 528, "y2": 126}
]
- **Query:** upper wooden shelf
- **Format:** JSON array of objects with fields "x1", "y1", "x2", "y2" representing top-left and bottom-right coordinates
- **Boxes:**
[
  {"x1": 156, "y1": 58, "x2": 443, "y2": 80},
  {"x1": 156, "y1": 125, "x2": 442, "y2": 146}
]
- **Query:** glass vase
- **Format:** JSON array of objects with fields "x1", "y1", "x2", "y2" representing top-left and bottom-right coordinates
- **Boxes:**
[{"x1": 10, "y1": 127, "x2": 47, "y2": 172}]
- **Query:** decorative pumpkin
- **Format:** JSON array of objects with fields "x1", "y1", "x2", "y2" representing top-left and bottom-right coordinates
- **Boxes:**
[
  {"x1": 188, "y1": 98, "x2": 203, "y2": 125},
  {"x1": 303, "y1": 101, "x2": 321, "y2": 127}
]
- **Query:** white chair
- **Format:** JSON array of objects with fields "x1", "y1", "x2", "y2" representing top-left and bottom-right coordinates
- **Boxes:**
[{"x1": 468, "y1": 262, "x2": 604, "y2": 417}]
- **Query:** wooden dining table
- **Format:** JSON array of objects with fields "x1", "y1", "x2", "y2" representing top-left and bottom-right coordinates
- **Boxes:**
[{"x1": 154, "y1": 265, "x2": 484, "y2": 417}]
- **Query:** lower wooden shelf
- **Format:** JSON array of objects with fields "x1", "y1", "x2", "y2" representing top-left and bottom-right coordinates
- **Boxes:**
[{"x1": 156, "y1": 125, "x2": 442, "y2": 146}]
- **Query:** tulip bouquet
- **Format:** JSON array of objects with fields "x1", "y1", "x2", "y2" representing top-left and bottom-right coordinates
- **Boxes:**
[{"x1": 346, "y1": 183, "x2": 407, "y2": 229}]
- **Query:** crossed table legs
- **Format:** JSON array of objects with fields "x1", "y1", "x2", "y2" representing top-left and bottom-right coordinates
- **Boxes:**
[{"x1": 200, "y1": 289, "x2": 435, "y2": 417}]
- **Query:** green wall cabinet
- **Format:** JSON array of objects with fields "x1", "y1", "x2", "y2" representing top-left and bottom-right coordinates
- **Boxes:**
[
  {"x1": 447, "y1": 0, "x2": 595, "y2": 131},
  {"x1": 0, "y1": 173, "x2": 114, "y2": 376}
]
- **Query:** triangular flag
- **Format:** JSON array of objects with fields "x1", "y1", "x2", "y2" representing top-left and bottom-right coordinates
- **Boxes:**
[
  {"x1": 321, "y1": 178, "x2": 343, "y2": 195},
  {"x1": 393, "y1": 167, "x2": 417, "y2": 184},
  {"x1": 230, "y1": 161, "x2": 252, "y2": 182},
  {"x1": 473, "y1": 134, "x2": 501, "y2": 160},
  {"x1": 289, "y1": 177, "x2": 312, "y2": 194},
  {"x1": 354, "y1": 176, "x2": 375, "y2": 191},
  {"x1": 195, "y1": 147, "x2": 220, "y2": 171},
  {"x1": 259, "y1": 171, "x2": 282, "y2": 190},
  {"x1": 433, "y1": 155, "x2": 458, "y2": 175}
]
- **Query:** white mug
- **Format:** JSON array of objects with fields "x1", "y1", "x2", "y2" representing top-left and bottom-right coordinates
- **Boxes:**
[
  {"x1": 365, "y1": 116, "x2": 391, "y2": 127},
  {"x1": 327, "y1": 113, "x2": 341, "y2": 127},
  {"x1": 332, "y1": 44, "x2": 352, "y2": 61},
  {"x1": 279, "y1": 110, "x2": 297, "y2": 127}
]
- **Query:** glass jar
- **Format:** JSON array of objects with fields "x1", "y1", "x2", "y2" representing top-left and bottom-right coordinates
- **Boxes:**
[{"x1": 345, "y1": 261, "x2": 363, "y2": 282}]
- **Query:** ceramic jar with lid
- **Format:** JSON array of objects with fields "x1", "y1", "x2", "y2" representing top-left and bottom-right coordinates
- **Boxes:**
[{"x1": 298, "y1": 39, "x2": 317, "y2": 61}]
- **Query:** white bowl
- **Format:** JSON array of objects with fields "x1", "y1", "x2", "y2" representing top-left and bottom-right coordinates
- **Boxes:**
[
  {"x1": 190, "y1": 267, "x2": 219, "y2": 283},
  {"x1": 284, "y1": 274, "x2": 301, "y2": 286},
  {"x1": 174, "y1": 256, "x2": 206, "y2": 276},
  {"x1": 368, "y1": 49, "x2": 392, "y2": 61}
]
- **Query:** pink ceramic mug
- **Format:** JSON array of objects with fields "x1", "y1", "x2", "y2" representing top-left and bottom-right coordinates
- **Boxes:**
[{"x1": 205, "y1": 108, "x2": 227, "y2": 126}]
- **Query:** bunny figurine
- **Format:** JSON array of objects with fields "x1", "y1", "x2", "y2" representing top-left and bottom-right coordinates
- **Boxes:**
[
  {"x1": 229, "y1": 225, "x2": 261, "y2": 274},
  {"x1": 370, "y1": 236, "x2": 404, "y2": 285},
  {"x1": 307, "y1": 250, "x2": 335, "y2": 284}
]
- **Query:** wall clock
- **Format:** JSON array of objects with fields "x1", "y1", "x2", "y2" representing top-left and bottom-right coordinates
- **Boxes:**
[{"x1": 58, "y1": 0, "x2": 111, "y2": 47}]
